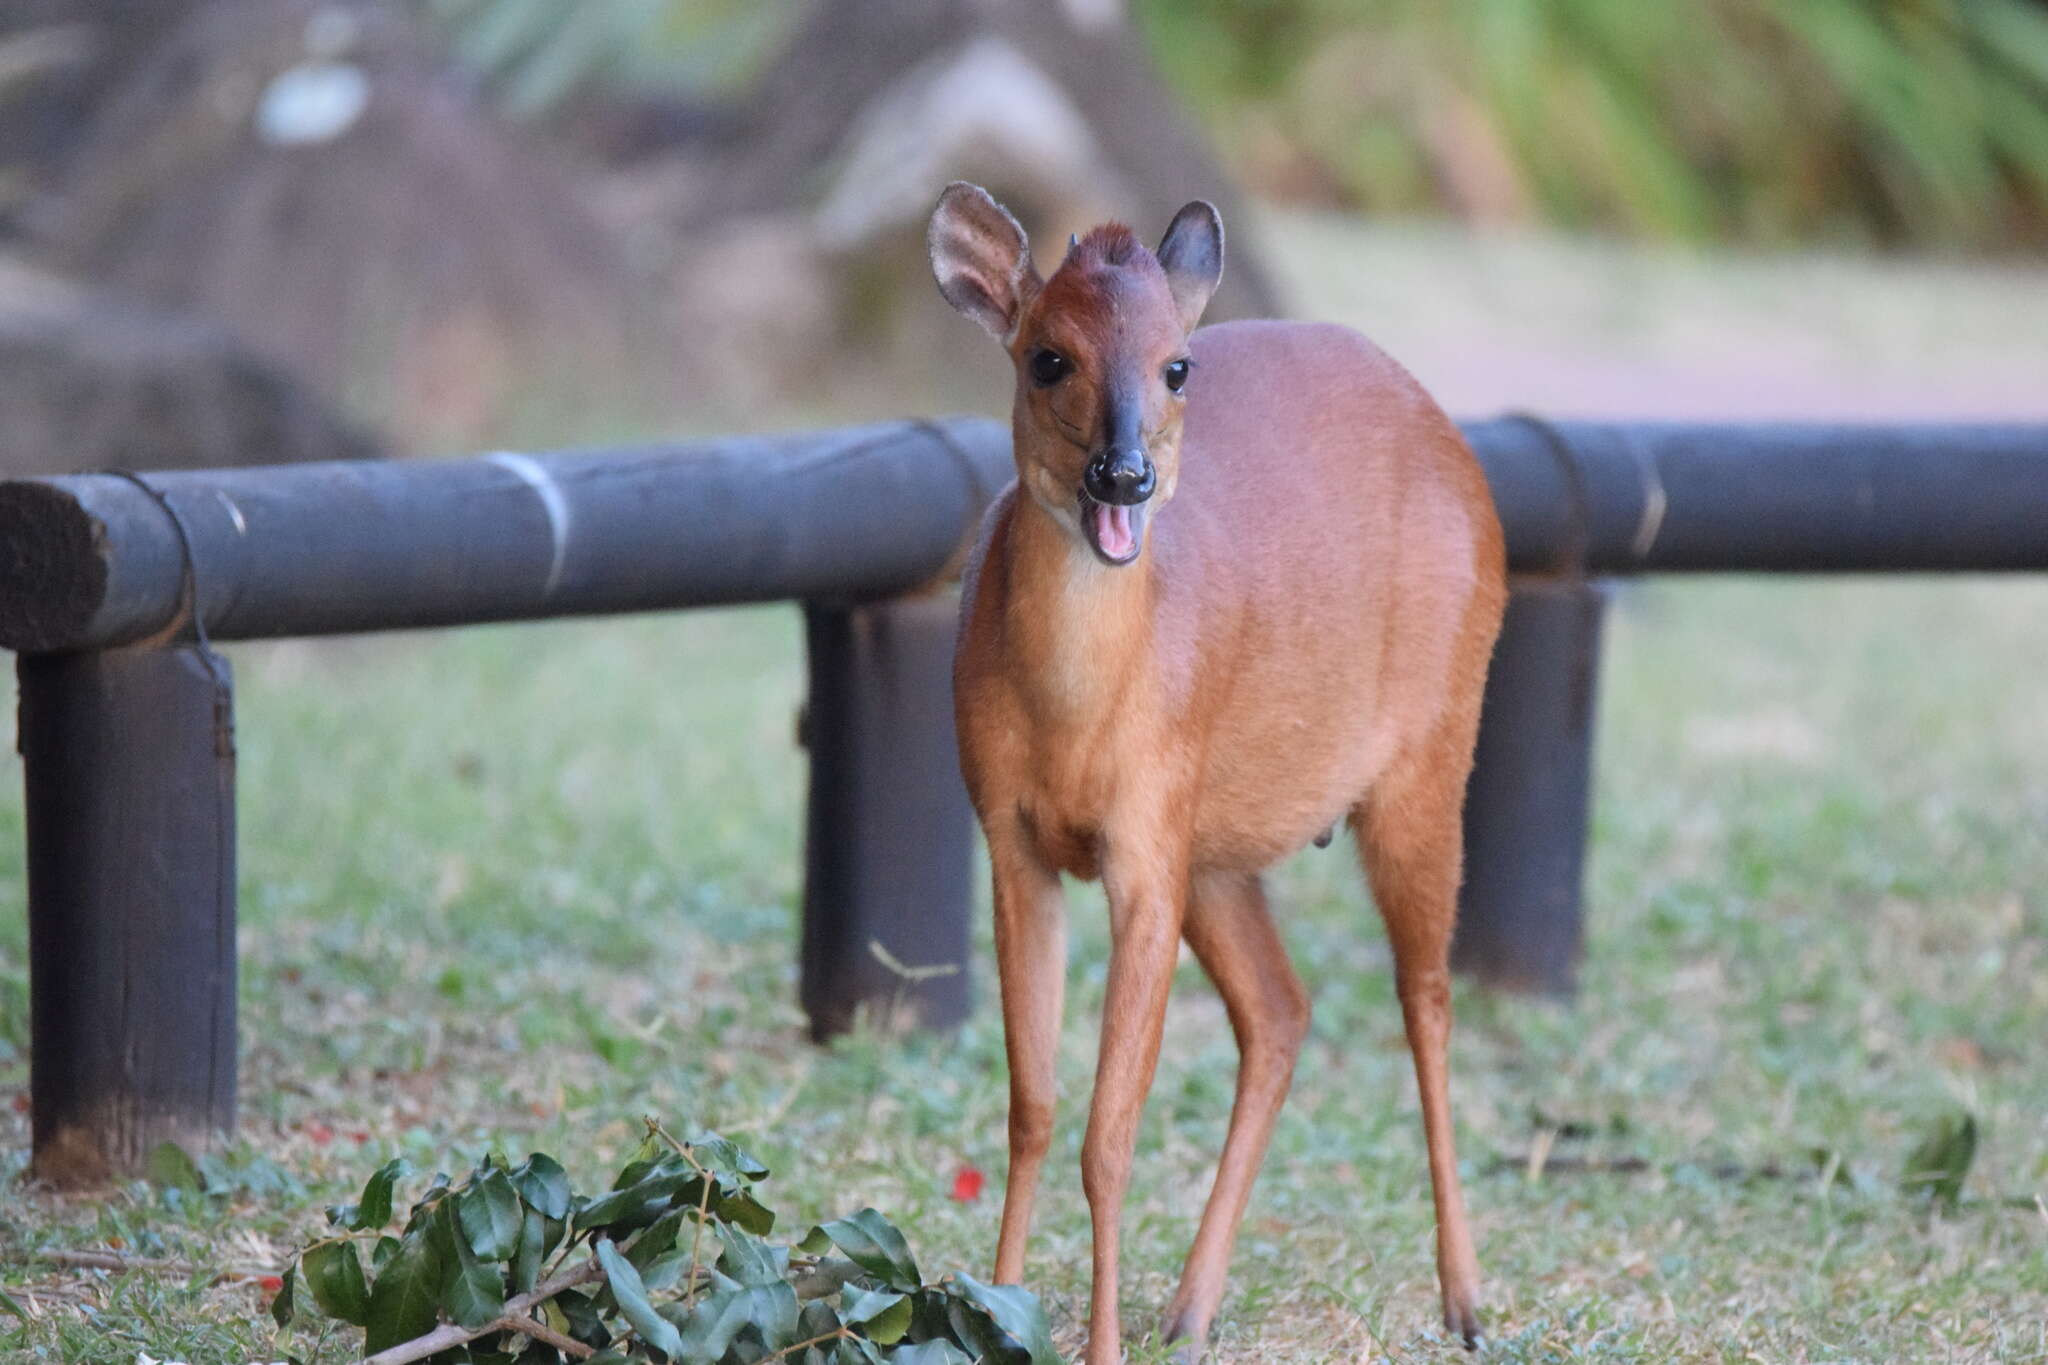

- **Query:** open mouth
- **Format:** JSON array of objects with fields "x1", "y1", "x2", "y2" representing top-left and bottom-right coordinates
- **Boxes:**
[{"x1": 1080, "y1": 491, "x2": 1150, "y2": 566}]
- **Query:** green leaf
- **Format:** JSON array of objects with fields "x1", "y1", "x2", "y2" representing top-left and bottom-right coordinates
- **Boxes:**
[
  {"x1": 622, "y1": 1128, "x2": 668, "y2": 1172},
  {"x1": 669, "y1": 1285, "x2": 752, "y2": 1365},
  {"x1": 403, "y1": 1171, "x2": 454, "y2": 1235},
  {"x1": 1901, "y1": 1110, "x2": 1979, "y2": 1208},
  {"x1": 512, "y1": 1205, "x2": 548, "y2": 1294},
  {"x1": 889, "y1": 1342, "x2": 972, "y2": 1365},
  {"x1": 438, "y1": 1199, "x2": 507, "y2": 1329},
  {"x1": 574, "y1": 1158, "x2": 696, "y2": 1233},
  {"x1": 841, "y1": 1286, "x2": 912, "y2": 1345},
  {"x1": 900, "y1": 1286, "x2": 946, "y2": 1341},
  {"x1": 145, "y1": 1140, "x2": 206, "y2": 1193},
  {"x1": 946, "y1": 1273, "x2": 1059, "y2": 1365},
  {"x1": 798, "y1": 1299, "x2": 842, "y2": 1341},
  {"x1": 460, "y1": 1167, "x2": 526, "y2": 1260},
  {"x1": 636, "y1": 1246, "x2": 692, "y2": 1294},
  {"x1": 444, "y1": 1251, "x2": 507, "y2": 1330},
  {"x1": 301, "y1": 1239, "x2": 371, "y2": 1326},
  {"x1": 715, "y1": 1221, "x2": 789, "y2": 1288},
  {"x1": 687, "y1": 1132, "x2": 770, "y2": 1182},
  {"x1": 668, "y1": 1282, "x2": 800, "y2": 1361},
  {"x1": 267, "y1": 1264, "x2": 295, "y2": 1329},
  {"x1": 749, "y1": 1281, "x2": 802, "y2": 1349},
  {"x1": 363, "y1": 1228, "x2": 446, "y2": 1354},
  {"x1": 810, "y1": 1209, "x2": 920, "y2": 1292},
  {"x1": 332, "y1": 1158, "x2": 410, "y2": 1232},
  {"x1": 511, "y1": 1152, "x2": 573, "y2": 1220},
  {"x1": 626, "y1": 1208, "x2": 686, "y2": 1270},
  {"x1": 595, "y1": 1237, "x2": 684, "y2": 1358},
  {"x1": 718, "y1": 1187, "x2": 776, "y2": 1236},
  {"x1": 553, "y1": 1286, "x2": 612, "y2": 1349},
  {"x1": 946, "y1": 1297, "x2": 1022, "y2": 1365}
]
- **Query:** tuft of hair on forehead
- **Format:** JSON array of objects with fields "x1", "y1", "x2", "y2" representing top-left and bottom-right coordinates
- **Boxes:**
[{"x1": 1067, "y1": 223, "x2": 1148, "y2": 271}]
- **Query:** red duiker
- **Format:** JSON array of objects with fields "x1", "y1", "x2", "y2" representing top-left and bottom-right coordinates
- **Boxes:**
[{"x1": 929, "y1": 181, "x2": 1505, "y2": 1361}]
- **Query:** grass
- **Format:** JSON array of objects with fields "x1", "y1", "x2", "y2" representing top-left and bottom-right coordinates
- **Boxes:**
[{"x1": 0, "y1": 572, "x2": 2044, "y2": 1363}]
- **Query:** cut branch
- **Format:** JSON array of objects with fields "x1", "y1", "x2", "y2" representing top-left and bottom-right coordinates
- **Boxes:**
[{"x1": 359, "y1": 1258, "x2": 605, "y2": 1365}]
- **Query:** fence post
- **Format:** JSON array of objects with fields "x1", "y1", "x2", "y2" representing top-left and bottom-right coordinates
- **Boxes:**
[
  {"x1": 18, "y1": 645, "x2": 237, "y2": 1185},
  {"x1": 799, "y1": 595, "x2": 974, "y2": 1039},
  {"x1": 1454, "y1": 579, "x2": 1607, "y2": 994}
]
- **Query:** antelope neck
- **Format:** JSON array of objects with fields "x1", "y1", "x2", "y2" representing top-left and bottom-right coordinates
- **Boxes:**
[{"x1": 1005, "y1": 488, "x2": 1157, "y2": 713}]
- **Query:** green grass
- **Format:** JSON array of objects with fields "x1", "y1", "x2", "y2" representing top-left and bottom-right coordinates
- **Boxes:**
[{"x1": 1, "y1": 573, "x2": 2045, "y2": 1362}]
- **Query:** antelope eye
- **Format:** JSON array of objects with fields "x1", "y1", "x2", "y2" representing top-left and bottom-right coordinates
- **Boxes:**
[
  {"x1": 1029, "y1": 349, "x2": 1070, "y2": 386},
  {"x1": 1164, "y1": 358, "x2": 1190, "y2": 392}
]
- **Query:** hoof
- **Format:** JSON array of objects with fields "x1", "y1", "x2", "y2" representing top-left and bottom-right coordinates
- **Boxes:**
[
  {"x1": 1160, "y1": 1307, "x2": 1207, "y2": 1363},
  {"x1": 1445, "y1": 1301, "x2": 1483, "y2": 1350}
]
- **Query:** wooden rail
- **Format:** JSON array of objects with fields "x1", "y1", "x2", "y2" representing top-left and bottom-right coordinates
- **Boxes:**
[{"x1": 4, "y1": 415, "x2": 2044, "y2": 1183}]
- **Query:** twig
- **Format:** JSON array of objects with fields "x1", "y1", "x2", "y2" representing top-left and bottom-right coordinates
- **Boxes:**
[
  {"x1": 647, "y1": 1118, "x2": 718, "y2": 1309},
  {"x1": 538, "y1": 1225, "x2": 590, "y2": 1284},
  {"x1": 867, "y1": 938, "x2": 960, "y2": 982},
  {"x1": 683, "y1": 1163, "x2": 715, "y2": 1307},
  {"x1": 497, "y1": 1309, "x2": 597, "y2": 1360},
  {"x1": 646, "y1": 1117, "x2": 713, "y2": 1177},
  {"x1": 360, "y1": 1258, "x2": 604, "y2": 1365},
  {"x1": 767, "y1": 1325, "x2": 853, "y2": 1360},
  {"x1": 25, "y1": 1248, "x2": 275, "y2": 1281},
  {"x1": 29, "y1": 1249, "x2": 193, "y2": 1274}
]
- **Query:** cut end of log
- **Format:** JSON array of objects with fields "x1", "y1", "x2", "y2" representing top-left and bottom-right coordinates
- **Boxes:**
[{"x1": 0, "y1": 481, "x2": 107, "y2": 654}]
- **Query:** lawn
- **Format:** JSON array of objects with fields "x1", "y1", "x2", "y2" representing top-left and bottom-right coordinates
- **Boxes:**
[{"x1": 1, "y1": 570, "x2": 2044, "y2": 1363}]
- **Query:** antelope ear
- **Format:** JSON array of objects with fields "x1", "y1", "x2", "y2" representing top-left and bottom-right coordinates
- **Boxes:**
[
  {"x1": 928, "y1": 182, "x2": 1041, "y2": 342},
  {"x1": 1156, "y1": 200, "x2": 1224, "y2": 331}
]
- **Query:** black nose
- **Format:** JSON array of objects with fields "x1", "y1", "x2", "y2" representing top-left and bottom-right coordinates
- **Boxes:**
[{"x1": 1084, "y1": 448, "x2": 1156, "y2": 505}]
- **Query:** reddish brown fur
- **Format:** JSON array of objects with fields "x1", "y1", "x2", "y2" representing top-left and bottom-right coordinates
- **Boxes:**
[{"x1": 932, "y1": 183, "x2": 1506, "y2": 1361}]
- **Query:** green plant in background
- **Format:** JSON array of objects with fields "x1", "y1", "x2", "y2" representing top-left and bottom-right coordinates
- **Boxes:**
[
  {"x1": 425, "y1": 0, "x2": 797, "y2": 117},
  {"x1": 1137, "y1": 0, "x2": 2048, "y2": 249},
  {"x1": 272, "y1": 1118, "x2": 1058, "y2": 1364},
  {"x1": 426, "y1": 0, "x2": 2048, "y2": 248}
]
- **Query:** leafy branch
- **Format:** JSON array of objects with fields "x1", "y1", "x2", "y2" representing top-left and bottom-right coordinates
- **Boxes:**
[
  {"x1": 272, "y1": 1115, "x2": 1062, "y2": 1364},
  {"x1": 359, "y1": 1258, "x2": 606, "y2": 1365}
]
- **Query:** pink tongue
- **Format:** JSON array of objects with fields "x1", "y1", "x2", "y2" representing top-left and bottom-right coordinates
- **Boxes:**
[{"x1": 1094, "y1": 502, "x2": 1135, "y2": 559}]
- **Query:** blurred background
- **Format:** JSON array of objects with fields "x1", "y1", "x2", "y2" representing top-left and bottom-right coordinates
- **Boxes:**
[{"x1": 2, "y1": 0, "x2": 2044, "y2": 475}]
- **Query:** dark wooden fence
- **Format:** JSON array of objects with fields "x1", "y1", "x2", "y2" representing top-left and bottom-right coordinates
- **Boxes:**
[{"x1": 4, "y1": 415, "x2": 2044, "y2": 1183}]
